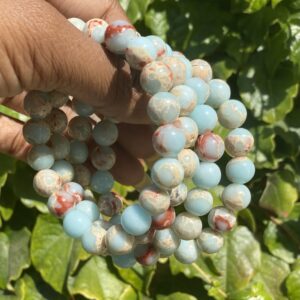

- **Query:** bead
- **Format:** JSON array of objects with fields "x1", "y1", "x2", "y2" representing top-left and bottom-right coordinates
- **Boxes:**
[
  {"x1": 76, "y1": 200, "x2": 100, "y2": 221},
  {"x1": 152, "y1": 124, "x2": 186, "y2": 158},
  {"x1": 162, "y1": 56, "x2": 187, "y2": 85},
  {"x1": 90, "y1": 146, "x2": 116, "y2": 170},
  {"x1": 225, "y1": 128, "x2": 254, "y2": 157},
  {"x1": 112, "y1": 252, "x2": 136, "y2": 268},
  {"x1": 174, "y1": 54, "x2": 192, "y2": 79},
  {"x1": 63, "y1": 209, "x2": 92, "y2": 238},
  {"x1": 33, "y1": 169, "x2": 62, "y2": 197},
  {"x1": 73, "y1": 164, "x2": 91, "y2": 187},
  {"x1": 184, "y1": 189, "x2": 213, "y2": 216},
  {"x1": 48, "y1": 191, "x2": 78, "y2": 218},
  {"x1": 189, "y1": 105, "x2": 218, "y2": 134},
  {"x1": 206, "y1": 79, "x2": 231, "y2": 108},
  {"x1": 92, "y1": 120, "x2": 118, "y2": 146},
  {"x1": 173, "y1": 117, "x2": 198, "y2": 148},
  {"x1": 27, "y1": 145, "x2": 54, "y2": 171},
  {"x1": 23, "y1": 119, "x2": 51, "y2": 145},
  {"x1": 24, "y1": 91, "x2": 52, "y2": 120},
  {"x1": 170, "y1": 183, "x2": 188, "y2": 207},
  {"x1": 172, "y1": 212, "x2": 202, "y2": 240},
  {"x1": 62, "y1": 182, "x2": 84, "y2": 202},
  {"x1": 208, "y1": 206, "x2": 236, "y2": 232},
  {"x1": 177, "y1": 149, "x2": 199, "y2": 178},
  {"x1": 170, "y1": 85, "x2": 197, "y2": 116},
  {"x1": 140, "y1": 61, "x2": 173, "y2": 95},
  {"x1": 221, "y1": 184, "x2": 251, "y2": 211},
  {"x1": 226, "y1": 157, "x2": 255, "y2": 184},
  {"x1": 151, "y1": 158, "x2": 184, "y2": 190},
  {"x1": 191, "y1": 59, "x2": 212, "y2": 82},
  {"x1": 105, "y1": 20, "x2": 137, "y2": 54},
  {"x1": 51, "y1": 160, "x2": 74, "y2": 184},
  {"x1": 192, "y1": 162, "x2": 221, "y2": 189},
  {"x1": 68, "y1": 116, "x2": 92, "y2": 141},
  {"x1": 152, "y1": 206, "x2": 176, "y2": 230},
  {"x1": 68, "y1": 17, "x2": 87, "y2": 32},
  {"x1": 147, "y1": 92, "x2": 180, "y2": 125},
  {"x1": 45, "y1": 108, "x2": 68, "y2": 134},
  {"x1": 90, "y1": 170, "x2": 114, "y2": 194},
  {"x1": 153, "y1": 228, "x2": 180, "y2": 257},
  {"x1": 125, "y1": 36, "x2": 157, "y2": 70},
  {"x1": 134, "y1": 244, "x2": 160, "y2": 266},
  {"x1": 146, "y1": 35, "x2": 167, "y2": 59},
  {"x1": 135, "y1": 228, "x2": 156, "y2": 244},
  {"x1": 49, "y1": 133, "x2": 70, "y2": 160},
  {"x1": 109, "y1": 213, "x2": 122, "y2": 226},
  {"x1": 121, "y1": 204, "x2": 152, "y2": 236},
  {"x1": 174, "y1": 240, "x2": 199, "y2": 264},
  {"x1": 48, "y1": 91, "x2": 69, "y2": 108},
  {"x1": 185, "y1": 78, "x2": 210, "y2": 105},
  {"x1": 165, "y1": 43, "x2": 173, "y2": 56},
  {"x1": 72, "y1": 99, "x2": 95, "y2": 117},
  {"x1": 98, "y1": 192, "x2": 123, "y2": 217},
  {"x1": 139, "y1": 185, "x2": 170, "y2": 216},
  {"x1": 68, "y1": 140, "x2": 89, "y2": 164},
  {"x1": 85, "y1": 18, "x2": 108, "y2": 44},
  {"x1": 106, "y1": 224, "x2": 135, "y2": 255},
  {"x1": 195, "y1": 132, "x2": 225, "y2": 162},
  {"x1": 218, "y1": 100, "x2": 247, "y2": 129},
  {"x1": 196, "y1": 228, "x2": 224, "y2": 254}
]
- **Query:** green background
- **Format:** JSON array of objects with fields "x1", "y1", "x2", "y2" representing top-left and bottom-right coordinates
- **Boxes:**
[{"x1": 0, "y1": 0, "x2": 300, "y2": 299}]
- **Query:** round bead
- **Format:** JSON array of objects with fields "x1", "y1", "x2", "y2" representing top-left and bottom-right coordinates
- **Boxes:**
[
  {"x1": 196, "y1": 228, "x2": 224, "y2": 254},
  {"x1": 189, "y1": 105, "x2": 218, "y2": 134},
  {"x1": 105, "y1": 20, "x2": 137, "y2": 54},
  {"x1": 151, "y1": 158, "x2": 184, "y2": 190},
  {"x1": 76, "y1": 200, "x2": 100, "y2": 222},
  {"x1": 152, "y1": 124, "x2": 186, "y2": 158},
  {"x1": 174, "y1": 240, "x2": 199, "y2": 264},
  {"x1": 98, "y1": 192, "x2": 123, "y2": 217},
  {"x1": 162, "y1": 56, "x2": 187, "y2": 85},
  {"x1": 45, "y1": 108, "x2": 68, "y2": 134},
  {"x1": 90, "y1": 170, "x2": 114, "y2": 194},
  {"x1": 109, "y1": 214, "x2": 122, "y2": 226},
  {"x1": 73, "y1": 164, "x2": 91, "y2": 187},
  {"x1": 112, "y1": 252, "x2": 136, "y2": 268},
  {"x1": 206, "y1": 79, "x2": 231, "y2": 108},
  {"x1": 23, "y1": 120, "x2": 51, "y2": 145},
  {"x1": 33, "y1": 169, "x2": 62, "y2": 197},
  {"x1": 226, "y1": 157, "x2": 255, "y2": 184},
  {"x1": 68, "y1": 17, "x2": 87, "y2": 32},
  {"x1": 175, "y1": 54, "x2": 192, "y2": 79},
  {"x1": 121, "y1": 204, "x2": 152, "y2": 236},
  {"x1": 51, "y1": 160, "x2": 74, "y2": 183},
  {"x1": 106, "y1": 224, "x2": 135, "y2": 255},
  {"x1": 146, "y1": 35, "x2": 167, "y2": 59},
  {"x1": 140, "y1": 61, "x2": 173, "y2": 95},
  {"x1": 92, "y1": 120, "x2": 118, "y2": 146},
  {"x1": 185, "y1": 78, "x2": 210, "y2": 105},
  {"x1": 125, "y1": 36, "x2": 157, "y2": 70},
  {"x1": 48, "y1": 91, "x2": 69, "y2": 108},
  {"x1": 170, "y1": 183, "x2": 188, "y2": 207},
  {"x1": 177, "y1": 149, "x2": 199, "y2": 178},
  {"x1": 147, "y1": 92, "x2": 180, "y2": 125},
  {"x1": 72, "y1": 99, "x2": 95, "y2": 117},
  {"x1": 221, "y1": 184, "x2": 251, "y2": 211},
  {"x1": 139, "y1": 185, "x2": 170, "y2": 216},
  {"x1": 134, "y1": 244, "x2": 160, "y2": 266},
  {"x1": 85, "y1": 18, "x2": 108, "y2": 44},
  {"x1": 27, "y1": 145, "x2": 54, "y2": 171},
  {"x1": 208, "y1": 206, "x2": 236, "y2": 232},
  {"x1": 90, "y1": 146, "x2": 116, "y2": 170},
  {"x1": 173, "y1": 117, "x2": 198, "y2": 148},
  {"x1": 135, "y1": 228, "x2": 156, "y2": 245},
  {"x1": 62, "y1": 182, "x2": 84, "y2": 202},
  {"x1": 225, "y1": 128, "x2": 254, "y2": 157},
  {"x1": 170, "y1": 85, "x2": 197, "y2": 116},
  {"x1": 68, "y1": 116, "x2": 92, "y2": 142},
  {"x1": 192, "y1": 162, "x2": 221, "y2": 189},
  {"x1": 165, "y1": 43, "x2": 173, "y2": 56},
  {"x1": 191, "y1": 59, "x2": 213, "y2": 82},
  {"x1": 153, "y1": 228, "x2": 180, "y2": 257},
  {"x1": 24, "y1": 91, "x2": 52, "y2": 120},
  {"x1": 218, "y1": 100, "x2": 247, "y2": 129},
  {"x1": 184, "y1": 189, "x2": 213, "y2": 216},
  {"x1": 49, "y1": 133, "x2": 70, "y2": 160},
  {"x1": 68, "y1": 140, "x2": 89, "y2": 164},
  {"x1": 195, "y1": 132, "x2": 225, "y2": 162},
  {"x1": 152, "y1": 206, "x2": 176, "y2": 229},
  {"x1": 63, "y1": 209, "x2": 92, "y2": 238},
  {"x1": 173, "y1": 212, "x2": 202, "y2": 240}
]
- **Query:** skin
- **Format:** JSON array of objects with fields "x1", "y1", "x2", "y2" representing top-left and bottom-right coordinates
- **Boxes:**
[{"x1": 0, "y1": 0, "x2": 155, "y2": 185}]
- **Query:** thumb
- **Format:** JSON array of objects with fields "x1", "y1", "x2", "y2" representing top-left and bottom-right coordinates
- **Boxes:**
[{"x1": 0, "y1": 0, "x2": 149, "y2": 123}]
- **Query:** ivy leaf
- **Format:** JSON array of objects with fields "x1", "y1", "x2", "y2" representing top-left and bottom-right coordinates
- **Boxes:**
[
  {"x1": 231, "y1": 0, "x2": 269, "y2": 13},
  {"x1": 127, "y1": 0, "x2": 154, "y2": 24},
  {"x1": 0, "y1": 185, "x2": 18, "y2": 222},
  {"x1": 145, "y1": 8, "x2": 169, "y2": 40},
  {"x1": 286, "y1": 264, "x2": 300, "y2": 300},
  {"x1": 14, "y1": 274, "x2": 44, "y2": 300},
  {"x1": 156, "y1": 292, "x2": 197, "y2": 300},
  {"x1": 229, "y1": 282, "x2": 273, "y2": 300}
]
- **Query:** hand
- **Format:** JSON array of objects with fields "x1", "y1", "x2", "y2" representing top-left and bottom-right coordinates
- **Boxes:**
[{"x1": 0, "y1": 0, "x2": 155, "y2": 186}]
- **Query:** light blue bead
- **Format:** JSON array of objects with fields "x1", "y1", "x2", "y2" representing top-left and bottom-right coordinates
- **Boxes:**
[
  {"x1": 185, "y1": 78, "x2": 210, "y2": 105},
  {"x1": 146, "y1": 35, "x2": 167, "y2": 58},
  {"x1": 178, "y1": 149, "x2": 199, "y2": 178},
  {"x1": 176, "y1": 55, "x2": 192, "y2": 79},
  {"x1": 165, "y1": 43, "x2": 173, "y2": 56},
  {"x1": 76, "y1": 200, "x2": 100, "y2": 221},
  {"x1": 112, "y1": 252, "x2": 136, "y2": 268},
  {"x1": 170, "y1": 183, "x2": 188, "y2": 206},
  {"x1": 23, "y1": 120, "x2": 51, "y2": 145},
  {"x1": 51, "y1": 160, "x2": 74, "y2": 183},
  {"x1": 27, "y1": 145, "x2": 54, "y2": 171},
  {"x1": 72, "y1": 99, "x2": 95, "y2": 117},
  {"x1": 151, "y1": 158, "x2": 184, "y2": 190},
  {"x1": 50, "y1": 133, "x2": 70, "y2": 160},
  {"x1": 226, "y1": 157, "x2": 255, "y2": 184},
  {"x1": 69, "y1": 140, "x2": 88, "y2": 164},
  {"x1": 174, "y1": 240, "x2": 199, "y2": 264},
  {"x1": 184, "y1": 189, "x2": 213, "y2": 216},
  {"x1": 221, "y1": 184, "x2": 251, "y2": 211},
  {"x1": 193, "y1": 162, "x2": 221, "y2": 189},
  {"x1": 121, "y1": 204, "x2": 152, "y2": 236},
  {"x1": 189, "y1": 105, "x2": 218, "y2": 134},
  {"x1": 206, "y1": 79, "x2": 231, "y2": 108},
  {"x1": 174, "y1": 117, "x2": 198, "y2": 148},
  {"x1": 92, "y1": 120, "x2": 118, "y2": 146},
  {"x1": 147, "y1": 92, "x2": 180, "y2": 125},
  {"x1": 153, "y1": 228, "x2": 180, "y2": 256},
  {"x1": 63, "y1": 209, "x2": 92, "y2": 238},
  {"x1": 196, "y1": 228, "x2": 224, "y2": 254},
  {"x1": 109, "y1": 213, "x2": 122, "y2": 226},
  {"x1": 90, "y1": 170, "x2": 114, "y2": 194}
]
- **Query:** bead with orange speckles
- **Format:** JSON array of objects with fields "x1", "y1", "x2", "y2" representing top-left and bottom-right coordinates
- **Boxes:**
[
  {"x1": 134, "y1": 244, "x2": 160, "y2": 266},
  {"x1": 208, "y1": 206, "x2": 236, "y2": 232},
  {"x1": 170, "y1": 183, "x2": 188, "y2": 207},
  {"x1": 33, "y1": 169, "x2": 62, "y2": 197},
  {"x1": 173, "y1": 117, "x2": 198, "y2": 148},
  {"x1": 191, "y1": 59, "x2": 213, "y2": 82},
  {"x1": 162, "y1": 56, "x2": 187, "y2": 85},
  {"x1": 85, "y1": 18, "x2": 108, "y2": 44},
  {"x1": 152, "y1": 206, "x2": 176, "y2": 229},
  {"x1": 177, "y1": 149, "x2": 199, "y2": 178},
  {"x1": 153, "y1": 228, "x2": 179, "y2": 257}
]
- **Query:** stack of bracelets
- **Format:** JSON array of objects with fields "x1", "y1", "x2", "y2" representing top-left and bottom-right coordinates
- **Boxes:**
[{"x1": 22, "y1": 17, "x2": 255, "y2": 268}]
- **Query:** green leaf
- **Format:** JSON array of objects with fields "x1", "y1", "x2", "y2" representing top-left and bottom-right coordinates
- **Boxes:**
[
  {"x1": 0, "y1": 154, "x2": 16, "y2": 176},
  {"x1": 0, "y1": 228, "x2": 31, "y2": 289},
  {"x1": 14, "y1": 274, "x2": 44, "y2": 300},
  {"x1": 31, "y1": 214, "x2": 90, "y2": 293},
  {"x1": 145, "y1": 8, "x2": 169, "y2": 40},
  {"x1": 230, "y1": 282, "x2": 273, "y2": 300},
  {"x1": 212, "y1": 58, "x2": 238, "y2": 80},
  {"x1": 68, "y1": 256, "x2": 137, "y2": 300},
  {"x1": 259, "y1": 170, "x2": 298, "y2": 217},
  {"x1": 231, "y1": 0, "x2": 269, "y2": 13},
  {"x1": 286, "y1": 268, "x2": 300, "y2": 300},
  {"x1": 156, "y1": 292, "x2": 197, "y2": 300},
  {"x1": 0, "y1": 185, "x2": 18, "y2": 222},
  {"x1": 127, "y1": 0, "x2": 154, "y2": 24}
]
